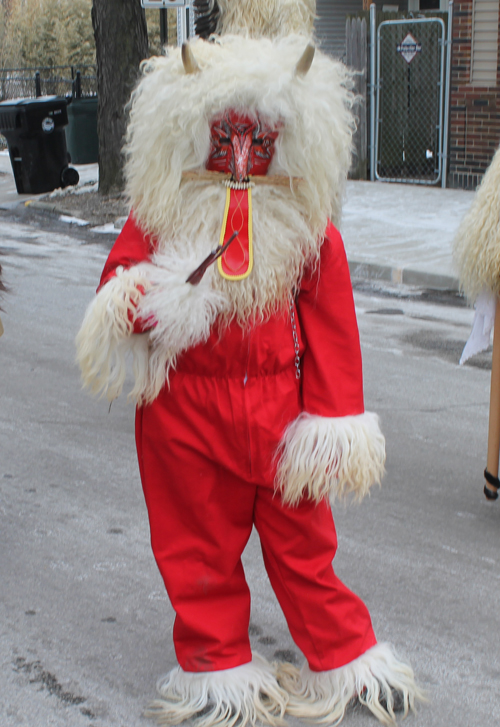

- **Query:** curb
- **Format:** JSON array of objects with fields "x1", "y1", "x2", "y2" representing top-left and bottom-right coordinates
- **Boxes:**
[
  {"x1": 348, "y1": 259, "x2": 460, "y2": 292},
  {"x1": 20, "y1": 199, "x2": 122, "y2": 232},
  {"x1": 0, "y1": 198, "x2": 79, "y2": 216},
  {"x1": 24, "y1": 199, "x2": 81, "y2": 218}
]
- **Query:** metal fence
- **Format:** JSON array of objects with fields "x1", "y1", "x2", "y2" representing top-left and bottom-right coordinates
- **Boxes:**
[{"x1": 0, "y1": 65, "x2": 97, "y2": 103}]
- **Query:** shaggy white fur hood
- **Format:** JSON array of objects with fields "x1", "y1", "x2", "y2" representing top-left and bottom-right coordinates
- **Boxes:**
[{"x1": 124, "y1": 34, "x2": 355, "y2": 241}]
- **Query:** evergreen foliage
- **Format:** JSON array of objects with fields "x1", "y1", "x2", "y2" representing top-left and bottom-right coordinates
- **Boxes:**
[{"x1": 0, "y1": 0, "x2": 174, "y2": 69}]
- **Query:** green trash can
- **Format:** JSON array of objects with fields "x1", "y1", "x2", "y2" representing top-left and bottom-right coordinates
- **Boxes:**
[{"x1": 66, "y1": 96, "x2": 98, "y2": 165}]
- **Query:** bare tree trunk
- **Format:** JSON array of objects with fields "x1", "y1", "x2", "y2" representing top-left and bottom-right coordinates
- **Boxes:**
[{"x1": 92, "y1": 0, "x2": 148, "y2": 195}]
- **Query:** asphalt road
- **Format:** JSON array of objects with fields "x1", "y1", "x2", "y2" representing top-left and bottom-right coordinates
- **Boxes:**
[{"x1": 0, "y1": 208, "x2": 498, "y2": 727}]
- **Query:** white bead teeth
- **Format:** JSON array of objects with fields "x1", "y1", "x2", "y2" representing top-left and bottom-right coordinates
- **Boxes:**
[{"x1": 223, "y1": 178, "x2": 255, "y2": 190}]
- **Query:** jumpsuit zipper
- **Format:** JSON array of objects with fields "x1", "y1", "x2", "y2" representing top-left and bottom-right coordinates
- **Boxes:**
[{"x1": 244, "y1": 329, "x2": 252, "y2": 475}]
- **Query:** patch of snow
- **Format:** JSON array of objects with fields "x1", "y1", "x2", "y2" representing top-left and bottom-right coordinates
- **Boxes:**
[
  {"x1": 59, "y1": 215, "x2": 89, "y2": 226},
  {"x1": 74, "y1": 163, "x2": 99, "y2": 186},
  {"x1": 47, "y1": 181, "x2": 98, "y2": 199},
  {"x1": 91, "y1": 223, "x2": 119, "y2": 235},
  {"x1": 44, "y1": 163, "x2": 98, "y2": 199},
  {"x1": 71, "y1": 182, "x2": 99, "y2": 195}
]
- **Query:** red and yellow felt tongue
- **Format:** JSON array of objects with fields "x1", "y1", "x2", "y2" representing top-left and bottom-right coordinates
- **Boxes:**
[{"x1": 218, "y1": 186, "x2": 253, "y2": 281}]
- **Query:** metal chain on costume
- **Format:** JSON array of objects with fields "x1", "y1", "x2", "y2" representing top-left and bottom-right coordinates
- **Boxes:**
[{"x1": 289, "y1": 294, "x2": 301, "y2": 380}]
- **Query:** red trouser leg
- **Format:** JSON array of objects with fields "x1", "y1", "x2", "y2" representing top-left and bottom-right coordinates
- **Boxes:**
[
  {"x1": 254, "y1": 487, "x2": 377, "y2": 672},
  {"x1": 136, "y1": 404, "x2": 256, "y2": 673}
]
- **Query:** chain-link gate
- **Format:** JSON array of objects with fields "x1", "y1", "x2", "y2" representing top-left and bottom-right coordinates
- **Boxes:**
[{"x1": 375, "y1": 18, "x2": 446, "y2": 185}]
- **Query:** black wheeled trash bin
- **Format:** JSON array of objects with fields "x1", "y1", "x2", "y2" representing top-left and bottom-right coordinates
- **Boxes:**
[{"x1": 0, "y1": 96, "x2": 79, "y2": 194}]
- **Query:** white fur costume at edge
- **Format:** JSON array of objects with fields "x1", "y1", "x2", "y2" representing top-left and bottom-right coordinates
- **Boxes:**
[
  {"x1": 454, "y1": 145, "x2": 500, "y2": 304},
  {"x1": 76, "y1": 5, "x2": 424, "y2": 726},
  {"x1": 454, "y1": 145, "x2": 500, "y2": 502},
  {"x1": 455, "y1": 146, "x2": 500, "y2": 363}
]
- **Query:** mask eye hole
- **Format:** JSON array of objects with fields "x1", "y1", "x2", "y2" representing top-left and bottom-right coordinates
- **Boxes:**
[{"x1": 211, "y1": 129, "x2": 231, "y2": 146}]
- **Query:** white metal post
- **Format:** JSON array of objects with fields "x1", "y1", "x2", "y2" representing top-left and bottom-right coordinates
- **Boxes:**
[
  {"x1": 370, "y1": 3, "x2": 376, "y2": 181},
  {"x1": 441, "y1": 0, "x2": 453, "y2": 188},
  {"x1": 177, "y1": 6, "x2": 188, "y2": 45}
]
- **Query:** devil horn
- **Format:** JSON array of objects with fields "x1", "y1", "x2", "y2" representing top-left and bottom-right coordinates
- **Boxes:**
[
  {"x1": 295, "y1": 44, "x2": 315, "y2": 77},
  {"x1": 182, "y1": 43, "x2": 201, "y2": 74}
]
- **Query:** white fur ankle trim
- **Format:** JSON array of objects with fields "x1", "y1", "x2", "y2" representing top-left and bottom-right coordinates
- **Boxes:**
[
  {"x1": 277, "y1": 643, "x2": 425, "y2": 726},
  {"x1": 145, "y1": 654, "x2": 288, "y2": 727},
  {"x1": 275, "y1": 411, "x2": 386, "y2": 505}
]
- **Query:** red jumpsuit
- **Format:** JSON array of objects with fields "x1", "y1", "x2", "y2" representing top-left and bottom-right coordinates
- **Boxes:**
[{"x1": 99, "y1": 215, "x2": 377, "y2": 674}]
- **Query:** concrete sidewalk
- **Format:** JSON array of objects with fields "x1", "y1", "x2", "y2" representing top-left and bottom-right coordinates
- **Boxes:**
[
  {"x1": 0, "y1": 150, "x2": 475, "y2": 290},
  {"x1": 341, "y1": 179, "x2": 474, "y2": 291}
]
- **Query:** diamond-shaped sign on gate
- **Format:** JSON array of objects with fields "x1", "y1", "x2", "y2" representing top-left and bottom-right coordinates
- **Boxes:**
[{"x1": 396, "y1": 33, "x2": 422, "y2": 64}]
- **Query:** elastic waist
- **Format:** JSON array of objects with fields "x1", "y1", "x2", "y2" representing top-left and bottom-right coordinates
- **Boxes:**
[{"x1": 172, "y1": 366, "x2": 296, "y2": 381}]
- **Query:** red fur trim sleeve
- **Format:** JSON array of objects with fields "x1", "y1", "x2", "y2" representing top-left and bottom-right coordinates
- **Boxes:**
[
  {"x1": 297, "y1": 221, "x2": 364, "y2": 418},
  {"x1": 98, "y1": 213, "x2": 155, "y2": 290},
  {"x1": 97, "y1": 213, "x2": 155, "y2": 333}
]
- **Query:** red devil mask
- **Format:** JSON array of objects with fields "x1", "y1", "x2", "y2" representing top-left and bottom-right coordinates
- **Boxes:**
[{"x1": 206, "y1": 112, "x2": 279, "y2": 181}]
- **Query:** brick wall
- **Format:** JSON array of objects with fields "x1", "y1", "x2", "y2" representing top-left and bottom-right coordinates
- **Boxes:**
[{"x1": 448, "y1": 1, "x2": 500, "y2": 190}]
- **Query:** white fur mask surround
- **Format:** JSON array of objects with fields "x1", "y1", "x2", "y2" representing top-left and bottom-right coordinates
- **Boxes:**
[
  {"x1": 126, "y1": 35, "x2": 354, "y2": 292},
  {"x1": 124, "y1": 34, "x2": 355, "y2": 319}
]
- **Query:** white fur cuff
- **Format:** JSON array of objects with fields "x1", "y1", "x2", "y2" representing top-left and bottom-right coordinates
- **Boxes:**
[
  {"x1": 76, "y1": 255, "x2": 228, "y2": 404},
  {"x1": 275, "y1": 411, "x2": 386, "y2": 505},
  {"x1": 136, "y1": 252, "x2": 227, "y2": 357},
  {"x1": 145, "y1": 654, "x2": 288, "y2": 727},
  {"x1": 76, "y1": 267, "x2": 151, "y2": 401}
]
